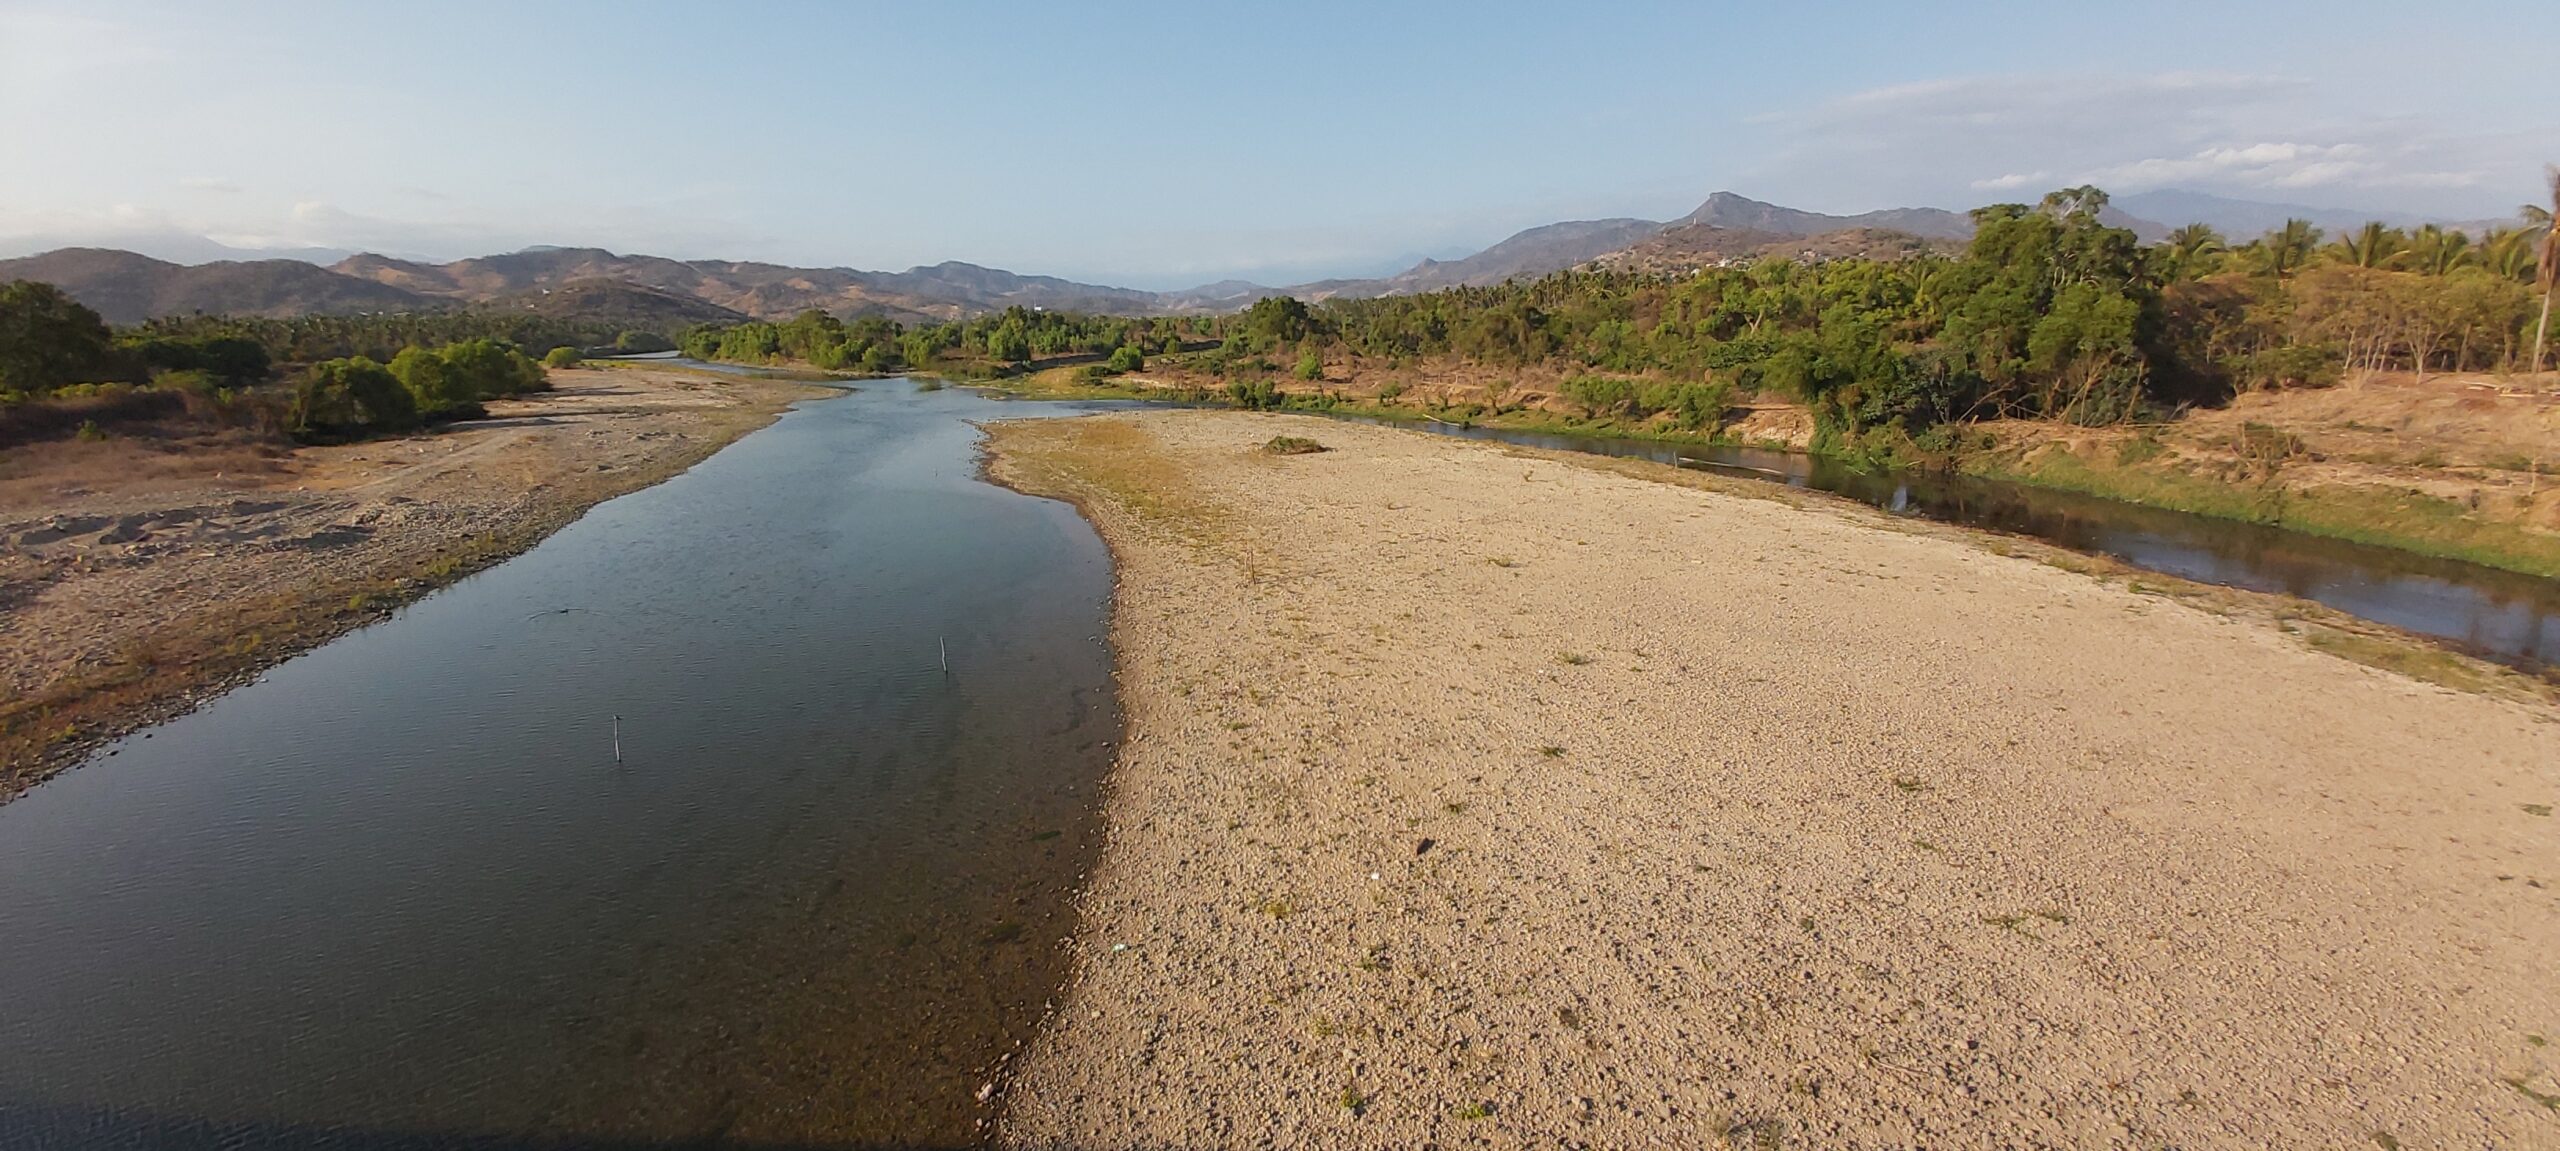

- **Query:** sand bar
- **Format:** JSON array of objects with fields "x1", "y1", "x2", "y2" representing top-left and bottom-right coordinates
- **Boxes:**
[{"x1": 985, "y1": 409, "x2": 2559, "y2": 1149}]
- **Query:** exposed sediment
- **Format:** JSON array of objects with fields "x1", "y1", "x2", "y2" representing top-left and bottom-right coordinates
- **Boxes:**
[{"x1": 985, "y1": 409, "x2": 2560, "y2": 1149}]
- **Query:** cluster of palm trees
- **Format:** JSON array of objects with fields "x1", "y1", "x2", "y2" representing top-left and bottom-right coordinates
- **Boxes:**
[{"x1": 2157, "y1": 166, "x2": 2560, "y2": 374}]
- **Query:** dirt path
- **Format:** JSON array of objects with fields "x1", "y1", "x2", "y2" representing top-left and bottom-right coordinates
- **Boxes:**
[
  {"x1": 0, "y1": 366, "x2": 827, "y2": 799},
  {"x1": 984, "y1": 410, "x2": 2560, "y2": 1150}
]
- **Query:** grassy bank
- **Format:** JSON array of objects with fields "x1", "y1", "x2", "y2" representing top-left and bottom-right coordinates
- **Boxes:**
[
  {"x1": 1968, "y1": 440, "x2": 2560, "y2": 579},
  {"x1": 988, "y1": 360, "x2": 2560, "y2": 579}
]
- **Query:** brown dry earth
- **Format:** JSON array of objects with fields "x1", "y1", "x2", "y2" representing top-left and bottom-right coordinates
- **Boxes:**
[
  {"x1": 985, "y1": 410, "x2": 2560, "y2": 1150},
  {"x1": 0, "y1": 365, "x2": 823, "y2": 798}
]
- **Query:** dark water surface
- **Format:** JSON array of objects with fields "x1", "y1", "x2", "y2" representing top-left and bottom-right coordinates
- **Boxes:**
[
  {"x1": 0, "y1": 382, "x2": 1122, "y2": 1149},
  {"x1": 1332, "y1": 416, "x2": 2560, "y2": 669}
]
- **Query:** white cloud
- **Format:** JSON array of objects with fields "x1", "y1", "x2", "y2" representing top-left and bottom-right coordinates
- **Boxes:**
[
  {"x1": 1970, "y1": 172, "x2": 2047, "y2": 191},
  {"x1": 1743, "y1": 71, "x2": 2526, "y2": 217}
]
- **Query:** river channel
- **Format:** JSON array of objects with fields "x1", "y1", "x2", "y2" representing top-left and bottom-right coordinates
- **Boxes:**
[{"x1": 0, "y1": 381, "x2": 1120, "y2": 1149}]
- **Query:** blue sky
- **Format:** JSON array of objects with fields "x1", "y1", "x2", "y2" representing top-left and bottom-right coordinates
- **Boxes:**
[{"x1": 2, "y1": 0, "x2": 2550, "y2": 287}]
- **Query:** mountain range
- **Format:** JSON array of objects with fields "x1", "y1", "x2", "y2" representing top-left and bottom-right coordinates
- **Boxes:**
[{"x1": 0, "y1": 189, "x2": 2519, "y2": 327}]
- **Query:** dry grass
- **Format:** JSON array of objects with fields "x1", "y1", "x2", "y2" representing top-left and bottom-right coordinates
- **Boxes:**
[{"x1": 983, "y1": 418, "x2": 1231, "y2": 548}]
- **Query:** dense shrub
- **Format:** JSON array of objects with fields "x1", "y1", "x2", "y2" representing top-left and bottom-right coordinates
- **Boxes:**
[{"x1": 293, "y1": 358, "x2": 417, "y2": 437}]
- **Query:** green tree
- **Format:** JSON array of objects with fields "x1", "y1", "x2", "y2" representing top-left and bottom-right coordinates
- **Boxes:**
[
  {"x1": 2256, "y1": 219, "x2": 2323, "y2": 280},
  {"x1": 544, "y1": 345, "x2": 583, "y2": 368},
  {"x1": 0, "y1": 280, "x2": 120, "y2": 395},
  {"x1": 294, "y1": 357, "x2": 417, "y2": 436},
  {"x1": 2162, "y1": 224, "x2": 2227, "y2": 280},
  {"x1": 1106, "y1": 344, "x2": 1145, "y2": 373},
  {"x1": 2331, "y1": 222, "x2": 2407, "y2": 270},
  {"x1": 1294, "y1": 348, "x2": 1324, "y2": 380},
  {"x1": 987, "y1": 322, "x2": 1032, "y2": 363},
  {"x1": 2406, "y1": 225, "x2": 2473, "y2": 276},
  {"x1": 388, "y1": 346, "x2": 476, "y2": 417}
]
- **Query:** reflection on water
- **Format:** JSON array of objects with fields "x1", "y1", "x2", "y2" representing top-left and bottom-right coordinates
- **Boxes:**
[
  {"x1": 1340, "y1": 416, "x2": 2560, "y2": 668},
  {"x1": 0, "y1": 381, "x2": 1124, "y2": 1149}
]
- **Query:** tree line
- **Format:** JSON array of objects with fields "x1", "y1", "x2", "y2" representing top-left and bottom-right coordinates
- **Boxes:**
[
  {"x1": 0, "y1": 279, "x2": 553, "y2": 440},
  {"x1": 1189, "y1": 181, "x2": 2560, "y2": 453}
]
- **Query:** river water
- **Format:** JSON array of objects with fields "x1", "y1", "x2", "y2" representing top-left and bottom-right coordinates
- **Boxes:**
[
  {"x1": 0, "y1": 381, "x2": 1122, "y2": 1149},
  {"x1": 1333, "y1": 417, "x2": 2560, "y2": 669}
]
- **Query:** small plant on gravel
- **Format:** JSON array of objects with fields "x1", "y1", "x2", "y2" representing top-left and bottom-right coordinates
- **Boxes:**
[
  {"x1": 1487, "y1": 556, "x2": 1516, "y2": 568},
  {"x1": 1890, "y1": 775, "x2": 1930, "y2": 793},
  {"x1": 1453, "y1": 1102, "x2": 1492, "y2": 1120},
  {"x1": 2505, "y1": 1077, "x2": 2560, "y2": 1111},
  {"x1": 1558, "y1": 652, "x2": 1591, "y2": 666},
  {"x1": 1260, "y1": 897, "x2": 1294, "y2": 919},
  {"x1": 1338, "y1": 1086, "x2": 1368, "y2": 1115},
  {"x1": 1538, "y1": 745, "x2": 1565, "y2": 758},
  {"x1": 1262, "y1": 435, "x2": 1326, "y2": 455}
]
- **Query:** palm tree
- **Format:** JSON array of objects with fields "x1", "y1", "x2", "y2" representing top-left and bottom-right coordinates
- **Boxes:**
[
  {"x1": 2164, "y1": 223, "x2": 2226, "y2": 280},
  {"x1": 2331, "y1": 221, "x2": 2406, "y2": 269},
  {"x1": 2408, "y1": 224, "x2": 2474, "y2": 276},
  {"x1": 2259, "y1": 218, "x2": 2322, "y2": 279},
  {"x1": 2536, "y1": 165, "x2": 2560, "y2": 376},
  {"x1": 2482, "y1": 227, "x2": 2536, "y2": 281}
]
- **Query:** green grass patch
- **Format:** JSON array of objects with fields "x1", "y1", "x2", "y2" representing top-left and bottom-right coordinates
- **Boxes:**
[{"x1": 1970, "y1": 446, "x2": 2560, "y2": 578}]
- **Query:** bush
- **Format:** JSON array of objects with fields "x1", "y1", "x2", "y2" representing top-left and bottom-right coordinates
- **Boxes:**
[
  {"x1": 438, "y1": 339, "x2": 548, "y2": 396},
  {"x1": 1294, "y1": 349, "x2": 1324, "y2": 381},
  {"x1": 389, "y1": 347, "x2": 471, "y2": 417},
  {"x1": 544, "y1": 345, "x2": 583, "y2": 369},
  {"x1": 2234, "y1": 344, "x2": 2342, "y2": 390},
  {"x1": 1561, "y1": 374, "x2": 1637, "y2": 419},
  {"x1": 1263, "y1": 435, "x2": 1327, "y2": 455},
  {"x1": 1226, "y1": 377, "x2": 1282, "y2": 410},
  {"x1": 293, "y1": 357, "x2": 417, "y2": 438},
  {"x1": 1106, "y1": 344, "x2": 1145, "y2": 373}
]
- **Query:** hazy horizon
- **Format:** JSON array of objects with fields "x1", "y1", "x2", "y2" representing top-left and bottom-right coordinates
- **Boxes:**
[{"x1": 4, "y1": 0, "x2": 2551, "y2": 289}]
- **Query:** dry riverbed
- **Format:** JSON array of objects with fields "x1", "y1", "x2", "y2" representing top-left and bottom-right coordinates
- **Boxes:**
[
  {"x1": 0, "y1": 365, "x2": 826, "y2": 798},
  {"x1": 985, "y1": 410, "x2": 2560, "y2": 1149}
]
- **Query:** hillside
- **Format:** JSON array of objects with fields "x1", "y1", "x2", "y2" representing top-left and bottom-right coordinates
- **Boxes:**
[
  {"x1": 1297, "y1": 218, "x2": 1669, "y2": 301},
  {"x1": 0, "y1": 248, "x2": 427, "y2": 325},
  {"x1": 487, "y1": 279, "x2": 751, "y2": 329},
  {"x1": 1590, "y1": 224, "x2": 1958, "y2": 274},
  {"x1": 1, "y1": 189, "x2": 2326, "y2": 327},
  {"x1": 1677, "y1": 191, "x2": 1974, "y2": 239}
]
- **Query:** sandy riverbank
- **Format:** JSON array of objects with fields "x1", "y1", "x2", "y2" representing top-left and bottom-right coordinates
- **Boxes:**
[
  {"x1": 0, "y1": 365, "x2": 827, "y2": 799},
  {"x1": 983, "y1": 410, "x2": 2560, "y2": 1149}
]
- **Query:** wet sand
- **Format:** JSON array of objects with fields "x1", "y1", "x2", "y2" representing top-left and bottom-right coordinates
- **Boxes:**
[{"x1": 984, "y1": 409, "x2": 2560, "y2": 1149}]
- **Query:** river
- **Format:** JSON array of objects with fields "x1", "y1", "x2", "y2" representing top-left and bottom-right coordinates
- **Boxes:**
[{"x1": 0, "y1": 381, "x2": 1122, "y2": 1149}]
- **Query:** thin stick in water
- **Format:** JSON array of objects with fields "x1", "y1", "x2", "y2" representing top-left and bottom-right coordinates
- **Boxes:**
[
  {"x1": 613, "y1": 714, "x2": 623, "y2": 764},
  {"x1": 940, "y1": 635, "x2": 949, "y2": 674}
]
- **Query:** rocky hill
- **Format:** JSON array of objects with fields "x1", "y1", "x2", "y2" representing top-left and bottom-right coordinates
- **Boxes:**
[
  {"x1": 1589, "y1": 224, "x2": 1960, "y2": 275},
  {"x1": 0, "y1": 248, "x2": 427, "y2": 325}
]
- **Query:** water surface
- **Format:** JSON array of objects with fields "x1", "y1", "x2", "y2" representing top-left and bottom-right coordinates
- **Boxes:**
[{"x1": 0, "y1": 381, "x2": 1121, "y2": 1149}]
